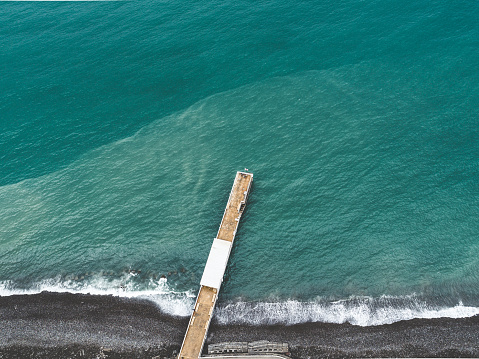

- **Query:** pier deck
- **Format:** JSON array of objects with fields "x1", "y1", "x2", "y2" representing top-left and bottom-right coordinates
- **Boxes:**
[
  {"x1": 178, "y1": 171, "x2": 253, "y2": 359},
  {"x1": 216, "y1": 172, "x2": 253, "y2": 242},
  {"x1": 179, "y1": 286, "x2": 218, "y2": 359}
]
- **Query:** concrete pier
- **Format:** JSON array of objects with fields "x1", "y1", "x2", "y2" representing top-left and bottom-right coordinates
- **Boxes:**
[{"x1": 178, "y1": 171, "x2": 253, "y2": 359}]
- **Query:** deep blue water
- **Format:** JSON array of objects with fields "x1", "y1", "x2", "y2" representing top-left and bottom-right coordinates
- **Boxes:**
[{"x1": 1, "y1": 0, "x2": 478, "y2": 326}]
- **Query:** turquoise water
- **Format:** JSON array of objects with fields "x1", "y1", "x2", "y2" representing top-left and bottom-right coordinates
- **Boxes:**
[{"x1": 1, "y1": 1, "x2": 479, "y2": 326}]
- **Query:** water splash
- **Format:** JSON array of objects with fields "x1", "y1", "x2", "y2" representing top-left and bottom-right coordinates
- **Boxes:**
[
  {"x1": 0, "y1": 273, "x2": 196, "y2": 317},
  {"x1": 214, "y1": 295, "x2": 479, "y2": 326}
]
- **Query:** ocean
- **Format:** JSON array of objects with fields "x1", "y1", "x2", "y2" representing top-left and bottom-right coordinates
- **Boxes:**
[{"x1": 1, "y1": 0, "x2": 478, "y2": 328}]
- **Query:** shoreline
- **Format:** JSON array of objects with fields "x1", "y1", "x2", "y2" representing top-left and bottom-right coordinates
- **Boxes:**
[{"x1": 1, "y1": 292, "x2": 479, "y2": 358}]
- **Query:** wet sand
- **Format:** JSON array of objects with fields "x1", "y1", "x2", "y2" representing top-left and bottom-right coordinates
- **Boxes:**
[{"x1": 1, "y1": 292, "x2": 479, "y2": 358}]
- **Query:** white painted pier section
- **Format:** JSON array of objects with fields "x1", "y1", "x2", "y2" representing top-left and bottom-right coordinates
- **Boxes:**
[{"x1": 200, "y1": 238, "x2": 234, "y2": 290}]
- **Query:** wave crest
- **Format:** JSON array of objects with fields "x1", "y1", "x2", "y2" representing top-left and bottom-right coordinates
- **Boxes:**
[
  {"x1": 2, "y1": 277, "x2": 479, "y2": 326},
  {"x1": 215, "y1": 296, "x2": 479, "y2": 326},
  {"x1": 0, "y1": 274, "x2": 195, "y2": 317}
]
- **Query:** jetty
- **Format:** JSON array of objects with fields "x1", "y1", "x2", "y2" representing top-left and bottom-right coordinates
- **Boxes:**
[{"x1": 178, "y1": 171, "x2": 254, "y2": 359}]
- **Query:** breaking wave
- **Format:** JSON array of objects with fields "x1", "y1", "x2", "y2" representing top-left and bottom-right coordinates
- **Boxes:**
[
  {"x1": 2, "y1": 276, "x2": 479, "y2": 326},
  {"x1": 214, "y1": 296, "x2": 479, "y2": 327},
  {"x1": 0, "y1": 273, "x2": 196, "y2": 317}
]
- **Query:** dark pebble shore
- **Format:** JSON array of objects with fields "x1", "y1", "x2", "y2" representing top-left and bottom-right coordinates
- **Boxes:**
[{"x1": 1, "y1": 292, "x2": 479, "y2": 358}]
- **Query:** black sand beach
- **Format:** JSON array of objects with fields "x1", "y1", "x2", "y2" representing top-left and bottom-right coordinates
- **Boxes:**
[{"x1": 1, "y1": 292, "x2": 479, "y2": 358}]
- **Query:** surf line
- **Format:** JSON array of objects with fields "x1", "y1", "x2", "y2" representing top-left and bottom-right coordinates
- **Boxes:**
[{"x1": 178, "y1": 171, "x2": 253, "y2": 359}]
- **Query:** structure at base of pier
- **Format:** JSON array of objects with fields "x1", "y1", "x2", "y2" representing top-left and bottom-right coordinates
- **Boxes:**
[
  {"x1": 178, "y1": 171, "x2": 253, "y2": 359},
  {"x1": 208, "y1": 341, "x2": 289, "y2": 356}
]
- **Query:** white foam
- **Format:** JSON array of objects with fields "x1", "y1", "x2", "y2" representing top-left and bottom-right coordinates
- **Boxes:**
[
  {"x1": 2, "y1": 278, "x2": 478, "y2": 326},
  {"x1": 214, "y1": 296, "x2": 479, "y2": 326},
  {"x1": 0, "y1": 274, "x2": 195, "y2": 317}
]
